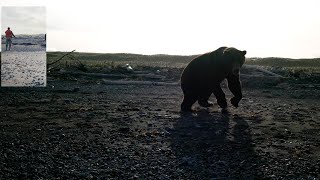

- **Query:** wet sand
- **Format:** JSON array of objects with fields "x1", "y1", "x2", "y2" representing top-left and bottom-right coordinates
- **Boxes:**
[{"x1": 1, "y1": 51, "x2": 46, "y2": 87}]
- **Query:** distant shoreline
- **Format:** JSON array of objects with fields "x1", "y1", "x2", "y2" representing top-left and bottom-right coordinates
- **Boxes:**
[{"x1": 1, "y1": 34, "x2": 45, "y2": 52}]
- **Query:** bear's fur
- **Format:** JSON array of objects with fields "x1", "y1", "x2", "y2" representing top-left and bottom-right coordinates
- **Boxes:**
[{"x1": 180, "y1": 47, "x2": 246, "y2": 111}]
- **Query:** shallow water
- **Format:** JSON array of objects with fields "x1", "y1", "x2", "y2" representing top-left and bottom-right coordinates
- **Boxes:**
[{"x1": 1, "y1": 34, "x2": 46, "y2": 52}]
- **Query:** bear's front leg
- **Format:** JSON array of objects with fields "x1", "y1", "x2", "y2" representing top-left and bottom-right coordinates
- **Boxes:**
[
  {"x1": 213, "y1": 86, "x2": 227, "y2": 108},
  {"x1": 227, "y1": 74, "x2": 242, "y2": 108}
]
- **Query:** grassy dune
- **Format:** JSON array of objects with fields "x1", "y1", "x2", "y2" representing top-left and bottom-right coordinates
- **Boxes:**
[
  {"x1": 246, "y1": 57, "x2": 320, "y2": 74},
  {"x1": 46, "y1": 52, "x2": 320, "y2": 73},
  {"x1": 47, "y1": 52, "x2": 196, "y2": 69}
]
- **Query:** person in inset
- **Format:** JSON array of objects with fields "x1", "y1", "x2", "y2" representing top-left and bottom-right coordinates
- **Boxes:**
[{"x1": 5, "y1": 27, "x2": 16, "y2": 51}]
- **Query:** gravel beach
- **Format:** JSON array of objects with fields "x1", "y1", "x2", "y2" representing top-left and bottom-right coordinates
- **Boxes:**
[{"x1": 0, "y1": 74, "x2": 319, "y2": 179}]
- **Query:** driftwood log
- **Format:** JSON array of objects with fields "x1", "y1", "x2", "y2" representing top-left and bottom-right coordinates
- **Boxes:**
[
  {"x1": 243, "y1": 65, "x2": 285, "y2": 78},
  {"x1": 58, "y1": 70, "x2": 165, "y2": 80},
  {"x1": 102, "y1": 80, "x2": 179, "y2": 86},
  {"x1": 47, "y1": 50, "x2": 76, "y2": 73},
  {"x1": 48, "y1": 50, "x2": 76, "y2": 66},
  {"x1": 54, "y1": 60, "x2": 286, "y2": 86}
]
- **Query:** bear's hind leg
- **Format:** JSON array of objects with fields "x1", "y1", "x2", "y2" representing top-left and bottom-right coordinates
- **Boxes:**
[
  {"x1": 181, "y1": 92, "x2": 197, "y2": 112},
  {"x1": 198, "y1": 90, "x2": 213, "y2": 107}
]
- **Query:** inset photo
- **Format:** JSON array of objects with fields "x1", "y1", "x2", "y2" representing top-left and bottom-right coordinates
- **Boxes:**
[{"x1": 1, "y1": 6, "x2": 46, "y2": 87}]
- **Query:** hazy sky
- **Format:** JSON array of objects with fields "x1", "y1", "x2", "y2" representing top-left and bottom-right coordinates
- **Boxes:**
[
  {"x1": 0, "y1": 0, "x2": 320, "y2": 58},
  {"x1": 2, "y1": 6, "x2": 45, "y2": 34}
]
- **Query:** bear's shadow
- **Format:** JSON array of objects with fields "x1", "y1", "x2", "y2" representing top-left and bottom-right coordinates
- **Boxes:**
[{"x1": 170, "y1": 110, "x2": 261, "y2": 179}]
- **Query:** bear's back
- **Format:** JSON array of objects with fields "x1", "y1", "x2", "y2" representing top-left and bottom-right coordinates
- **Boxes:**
[{"x1": 181, "y1": 47, "x2": 227, "y2": 80}]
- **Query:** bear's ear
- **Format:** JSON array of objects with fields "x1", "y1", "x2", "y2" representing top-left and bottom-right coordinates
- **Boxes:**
[
  {"x1": 223, "y1": 48, "x2": 231, "y2": 55},
  {"x1": 242, "y1": 50, "x2": 247, "y2": 56}
]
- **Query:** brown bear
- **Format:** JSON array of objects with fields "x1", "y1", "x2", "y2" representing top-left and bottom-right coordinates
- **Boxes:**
[{"x1": 180, "y1": 47, "x2": 246, "y2": 112}]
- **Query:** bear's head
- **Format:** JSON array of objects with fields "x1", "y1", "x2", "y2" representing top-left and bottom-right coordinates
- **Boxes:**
[{"x1": 223, "y1": 47, "x2": 246, "y2": 75}]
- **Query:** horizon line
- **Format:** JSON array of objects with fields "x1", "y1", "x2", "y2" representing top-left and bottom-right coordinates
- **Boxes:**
[{"x1": 43, "y1": 51, "x2": 320, "y2": 60}]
